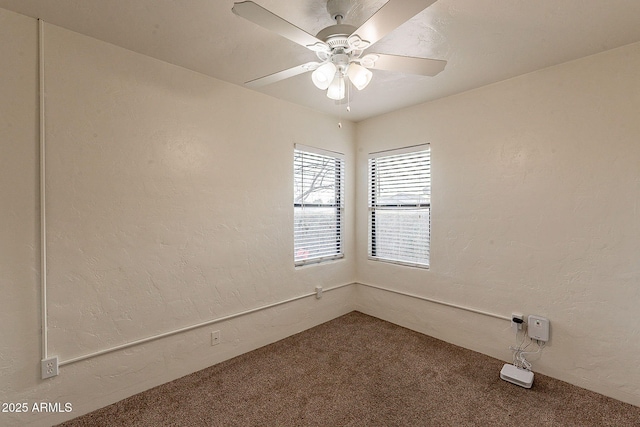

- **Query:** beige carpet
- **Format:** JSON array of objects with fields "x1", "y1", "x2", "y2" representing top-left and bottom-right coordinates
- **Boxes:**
[{"x1": 58, "y1": 311, "x2": 640, "y2": 426}]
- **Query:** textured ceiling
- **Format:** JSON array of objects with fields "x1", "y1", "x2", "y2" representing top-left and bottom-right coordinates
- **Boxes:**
[{"x1": 2, "y1": 0, "x2": 640, "y2": 121}]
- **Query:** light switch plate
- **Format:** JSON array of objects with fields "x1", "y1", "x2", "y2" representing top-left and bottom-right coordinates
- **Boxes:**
[{"x1": 528, "y1": 315, "x2": 550, "y2": 342}]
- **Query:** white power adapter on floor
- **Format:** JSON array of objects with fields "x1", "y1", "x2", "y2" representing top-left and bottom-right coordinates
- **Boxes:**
[{"x1": 500, "y1": 363, "x2": 534, "y2": 388}]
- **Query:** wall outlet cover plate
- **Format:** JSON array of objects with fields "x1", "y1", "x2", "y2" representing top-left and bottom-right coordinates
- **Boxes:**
[{"x1": 41, "y1": 356, "x2": 59, "y2": 379}]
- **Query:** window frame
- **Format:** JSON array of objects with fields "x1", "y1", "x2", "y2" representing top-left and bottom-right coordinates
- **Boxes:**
[
  {"x1": 368, "y1": 144, "x2": 431, "y2": 269},
  {"x1": 293, "y1": 144, "x2": 345, "y2": 266}
]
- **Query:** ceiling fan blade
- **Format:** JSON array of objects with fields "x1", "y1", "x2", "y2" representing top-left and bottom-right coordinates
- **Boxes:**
[
  {"x1": 365, "y1": 53, "x2": 446, "y2": 76},
  {"x1": 245, "y1": 62, "x2": 321, "y2": 88},
  {"x1": 351, "y1": 0, "x2": 437, "y2": 47},
  {"x1": 232, "y1": 1, "x2": 329, "y2": 52}
]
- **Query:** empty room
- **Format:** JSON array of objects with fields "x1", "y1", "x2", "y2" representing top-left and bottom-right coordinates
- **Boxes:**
[{"x1": 1, "y1": 0, "x2": 639, "y2": 425}]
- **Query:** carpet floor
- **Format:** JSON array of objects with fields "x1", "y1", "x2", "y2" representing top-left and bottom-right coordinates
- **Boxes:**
[{"x1": 58, "y1": 311, "x2": 640, "y2": 426}]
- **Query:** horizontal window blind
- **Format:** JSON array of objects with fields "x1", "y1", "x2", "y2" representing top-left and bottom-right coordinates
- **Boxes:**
[
  {"x1": 294, "y1": 145, "x2": 344, "y2": 266},
  {"x1": 368, "y1": 144, "x2": 430, "y2": 268}
]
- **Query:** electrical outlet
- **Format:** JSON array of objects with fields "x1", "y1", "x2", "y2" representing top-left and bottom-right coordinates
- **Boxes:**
[
  {"x1": 211, "y1": 330, "x2": 220, "y2": 346},
  {"x1": 41, "y1": 356, "x2": 59, "y2": 379},
  {"x1": 511, "y1": 313, "x2": 524, "y2": 334}
]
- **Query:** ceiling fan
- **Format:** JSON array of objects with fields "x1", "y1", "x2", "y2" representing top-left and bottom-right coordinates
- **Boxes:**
[{"x1": 232, "y1": 0, "x2": 446, "y2": 101}]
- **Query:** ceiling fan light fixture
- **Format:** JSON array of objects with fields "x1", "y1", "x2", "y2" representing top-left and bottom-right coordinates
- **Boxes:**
[
  {"x1": 347, "y1": 63, "x2": 373, "y2": 90},
  {"x1": 312, "y1": 62, "x2": 337, "y2": 90},
  {"x1": 326, "y1": 73, "x2": 346, "y2": 100}
]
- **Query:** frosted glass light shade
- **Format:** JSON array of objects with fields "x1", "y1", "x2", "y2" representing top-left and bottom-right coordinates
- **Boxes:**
[
  {"x1": 327, "y1": 74, "x2": 345, "y2": 100},
  {"x1": 347, "y1": 63, "x2": 373, "y2": 90},
  {"x1": 312, "y1": 62, "x2": 337, "y2": 90}
]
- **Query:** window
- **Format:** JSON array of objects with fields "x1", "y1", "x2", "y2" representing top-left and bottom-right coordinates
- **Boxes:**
[
  {"x1": 294, "y1": 144, "x2": 344, "y2": 266},
  {"x1": 368, "y1": 144, "x2": 430, "y2": 268}
]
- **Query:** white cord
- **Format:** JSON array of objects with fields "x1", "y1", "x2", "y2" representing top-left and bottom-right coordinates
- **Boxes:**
[{"x1": 509, "y1": 323, "x2": 545, "y2": 371}]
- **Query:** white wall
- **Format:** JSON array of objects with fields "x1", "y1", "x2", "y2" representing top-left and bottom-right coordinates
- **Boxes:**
[
  {"x1": 0, "y1": 7, "x2": 41, "y2": 423},
  {"x1": 0, "y1": 10, "x2": 355, "y2": 426},
  {"x1": 355, "y1": 41, "x2": 640, "y2": 406}
]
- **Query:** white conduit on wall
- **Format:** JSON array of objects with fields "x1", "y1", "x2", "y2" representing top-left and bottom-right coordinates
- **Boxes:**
[
  {"x1": 52, "y1": 281, "x2": 508, "y2": 367},
  {"x1": 53, "y1": 281, "x2": 509, "y2": 367},
  {"x1": 55, "y1": 281, "x2": 509, "y2": 367},
  {"x1": 356, "y1": 282, "x2": 512, "y2": 322},
  {"x1": 58, "y1": 282, "x2": 352, "y2": 367},
  {"x1": 39, "y1": 19, "x2": 48, "y2": 362}
]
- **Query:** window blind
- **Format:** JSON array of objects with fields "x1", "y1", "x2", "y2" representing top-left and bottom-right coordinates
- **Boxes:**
[
  {"x1": 368, "y1": 144, "x2": 430, "y2": 268},
  {"x1": 294, "y1": 145, "x2": 344, "y2": 266}
]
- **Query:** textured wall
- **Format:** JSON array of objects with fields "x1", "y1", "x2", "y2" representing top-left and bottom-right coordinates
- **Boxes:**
[
  {"x1": 0, "y1": 12, "x2": 355, "y2": 427},
  {"x1": 42, "y1": 23, "x2": 356, "y2": 362},
  {"x1": 354, "y1": 41, "x2": 640, "y2": 406},
  {"x1": 0, "y1": 7, "x2": 41, "y2": 424}
]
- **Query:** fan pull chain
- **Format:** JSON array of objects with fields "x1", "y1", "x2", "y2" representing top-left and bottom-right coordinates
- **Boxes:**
[
  {"x1": 338, "y1": 80, "x2": 351, "y2": 129},
  {"x1": 347, "y1": 78, "x2": 351, "y2": 113}
]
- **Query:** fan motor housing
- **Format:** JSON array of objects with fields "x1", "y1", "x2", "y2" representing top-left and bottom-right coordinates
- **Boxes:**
[{"x1": 317, "y1": 24, "x2": 356, "y2": 49}]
